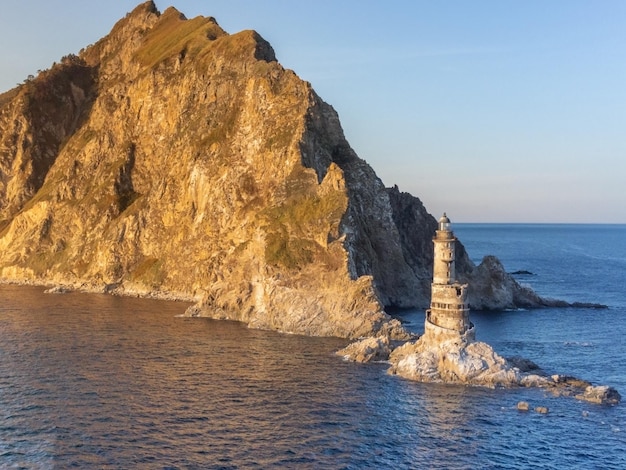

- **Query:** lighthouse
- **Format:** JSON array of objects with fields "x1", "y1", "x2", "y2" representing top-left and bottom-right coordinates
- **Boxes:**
[{"x1": 424, "y1": 213, "x2": 475, "y2": 343}]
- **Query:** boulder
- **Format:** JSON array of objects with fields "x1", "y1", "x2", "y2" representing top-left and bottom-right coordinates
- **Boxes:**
[
  {"x1": 336, "y1": 336, "x2": 392, "y2": 363},
  {"x1": 576, "y1": 385, "x2": 621, "y2": 405},
  {"x1": 507, "y1": 356, "x2": 541, "y2": 372}
]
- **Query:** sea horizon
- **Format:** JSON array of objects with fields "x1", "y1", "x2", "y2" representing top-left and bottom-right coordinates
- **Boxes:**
[
  {"x1": 456, "y1": 221, "x2": 626, "y2": 226},
  {"x1": 1, "y1": 223, "x2": 624, "y2": 468}
]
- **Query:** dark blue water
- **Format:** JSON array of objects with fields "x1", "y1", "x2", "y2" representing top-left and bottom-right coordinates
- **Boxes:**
[{"x1": 1, "y1": 225, "x2": 625, "y2": 469}]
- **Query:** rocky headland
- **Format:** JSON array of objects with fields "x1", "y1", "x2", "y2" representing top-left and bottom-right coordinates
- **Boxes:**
[{"x1": 0, "y1": 2, "x2": 584, "y2": 339}]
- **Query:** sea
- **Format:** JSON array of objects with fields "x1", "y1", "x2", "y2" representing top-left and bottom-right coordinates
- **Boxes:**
[{"x1": 1, "y1": 224, "x2": 625, "y2": 469}]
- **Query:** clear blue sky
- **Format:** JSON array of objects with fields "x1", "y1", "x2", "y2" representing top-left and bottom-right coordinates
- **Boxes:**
[{"x1": 1, "y1": 1, "x2": 625, "y2": 223}]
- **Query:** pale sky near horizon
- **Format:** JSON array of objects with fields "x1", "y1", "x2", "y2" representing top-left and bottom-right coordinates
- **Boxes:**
[{"x1": 1, "y1": 1, "x2": 624, "y2": 223}]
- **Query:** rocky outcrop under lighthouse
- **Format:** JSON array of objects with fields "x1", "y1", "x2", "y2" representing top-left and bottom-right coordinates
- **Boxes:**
[{"x1": 337, "y1": 335, "x2": 621, "y2": 405}]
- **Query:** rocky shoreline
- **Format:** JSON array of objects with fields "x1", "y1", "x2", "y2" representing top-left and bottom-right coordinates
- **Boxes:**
[
  {"x1": 337, "y1": 334, "x2": 621, "y2": 406},
  {"x1": 3, "y1": 277, "x2": 619, "y2": 406},
  {"x1": 0, "y1": 277, "x2": 197, "y2": 303}
]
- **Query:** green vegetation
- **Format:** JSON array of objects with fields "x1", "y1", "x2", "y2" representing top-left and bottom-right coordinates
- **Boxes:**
[
  {"x1": 21, "y1": 240, "x2": 71, "y2": 275},
  {"x1": 263, "y1": 165, "x2": 347, "y2": 270},
  {"x1": 135, "y1": 10, "x2": 222, "y2": 69},
  {"x1": 129, "y1": 257, "x2": 165, "y2": 288},
  {"x1": 199, "y1": 105, "x2": 241, "y2": 150},
  {"x1": 197, "y1": 30, "x2": 266, "y2": 68},
  {"x1": 265, "y1": 230, "x2": 316, "y2": 269},
  {"x1": 266, "y1": 167, "x2": 346, "y2": 229}
]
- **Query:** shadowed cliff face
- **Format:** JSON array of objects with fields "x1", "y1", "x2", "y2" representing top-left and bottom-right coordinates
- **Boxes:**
[{"x1": 0, "y1": 2, "x2": 541, "y2": 338}]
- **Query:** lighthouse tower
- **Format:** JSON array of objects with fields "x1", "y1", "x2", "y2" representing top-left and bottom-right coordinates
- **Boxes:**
[{"x1": 424, "y1": 213, "x2": 475, "y2": 343}]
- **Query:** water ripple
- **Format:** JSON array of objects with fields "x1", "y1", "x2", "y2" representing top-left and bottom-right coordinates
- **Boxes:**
[{"x1": 1, "y1": 285, "x2": 625, "y2": 468}]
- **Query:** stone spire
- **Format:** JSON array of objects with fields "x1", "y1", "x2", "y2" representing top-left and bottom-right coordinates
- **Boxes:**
[{"x1": 424, "y1": 213, "x2": 475, "y2": 343}]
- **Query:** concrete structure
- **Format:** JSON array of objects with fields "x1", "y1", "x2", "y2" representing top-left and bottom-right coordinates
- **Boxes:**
[{"x1": 424, "y1": 213, "x2": 475, "y2": 343}]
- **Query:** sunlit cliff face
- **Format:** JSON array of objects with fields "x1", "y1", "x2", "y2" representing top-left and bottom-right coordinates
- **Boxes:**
[{"x1": 0, "y1": 2, "x2": 546, "y2": 338}]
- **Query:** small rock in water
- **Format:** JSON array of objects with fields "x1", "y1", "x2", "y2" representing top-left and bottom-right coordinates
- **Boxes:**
[
  {"x1": 336, "y1": 336, "x2": 391, "y2": 363},
  {"x1": 535, "y1": 406, "x2": 549, "y2": 414},
  {"x1": 510, "y1": 270, "x2": 534, "y2": 275},
  {"x1": 517, "y1": 401, "x2": 530, "y2": 411},
  {"x1": 576, "y1": 385, "x2": 621, "y2": 405},
  {"x1": 44, "y1": 286, "x2": 70, "y2": 294},
  {"x1": 507, "y1": 356, "x2": 541, "y2": 372}
]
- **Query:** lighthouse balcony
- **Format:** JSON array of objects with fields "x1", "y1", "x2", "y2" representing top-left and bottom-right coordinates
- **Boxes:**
[
  {"x1": 431, "y1": 283, "x2": 469, "y2": 303},
  {"x1": 430, "y1": 301, "x2": 468, "y2": 311}
]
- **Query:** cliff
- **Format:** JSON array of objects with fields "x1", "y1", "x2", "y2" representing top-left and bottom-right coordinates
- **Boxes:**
[{"x1": 0, "y1": 2, "x2": 545, "y2": 338}]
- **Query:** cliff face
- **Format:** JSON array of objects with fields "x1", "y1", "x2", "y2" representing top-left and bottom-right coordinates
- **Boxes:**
[{"x1": 0, "y1": 2, "x2": 540, "y2": 338}]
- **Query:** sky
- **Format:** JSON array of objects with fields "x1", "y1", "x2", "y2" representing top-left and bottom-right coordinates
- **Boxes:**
[{"x1": 1, "y1": 1, "x2": 625, "y2": 223}]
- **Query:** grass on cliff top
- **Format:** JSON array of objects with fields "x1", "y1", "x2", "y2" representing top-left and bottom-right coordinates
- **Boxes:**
[{"x1": 135, "y1": 9, "x2": 225, "y2": 69}]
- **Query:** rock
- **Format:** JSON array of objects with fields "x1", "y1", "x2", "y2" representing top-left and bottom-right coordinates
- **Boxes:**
[
  {"x1": 464, "y1": 256, "x2": 546, "y2": 309},
  {"x1": 44, "y1": 285, "x2": 71, "y2": 294},
  {"x1": 507, "y1": 355, "x2": 541, "y2": 372},
  {"x1": 386, "y1": 338, "x2": 620, "y2": 405},
  {"x1": 570, "y1": 302, "x2": 609, "y2": 309},
  {"x1": 517, "y1": 401, "x2": 530, "y2": 411},
  {"x1": 388, "y1": 336, "x2": 520, "y2": 387},
  {"x1": 576, "y1": 385, "x2": 621, "y2": 405},
  {"x1": 0, "y1": 2, "x2": 564, "y2": 338},
  {"x1": 541, "y1": 299, "x2": 608, "y2": 309},
  {"x1": 535, "y1": 406, "x2": 549, "y2": 414},
  {"x1": 0, "y1": 2, "x2": 422, "y2": 339},
  {"x1": 510, "y1": 270, "x2": 534, "y2": 275},
  {"x1": 551, "y1": 375, "x2": 591, "y2": 388},
  {"x1": 520, "y1": 374, "x2": 551, "y2": 388},
  {"x1": 336, "y1": 336, "x2": 392, "y2": 363}
]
